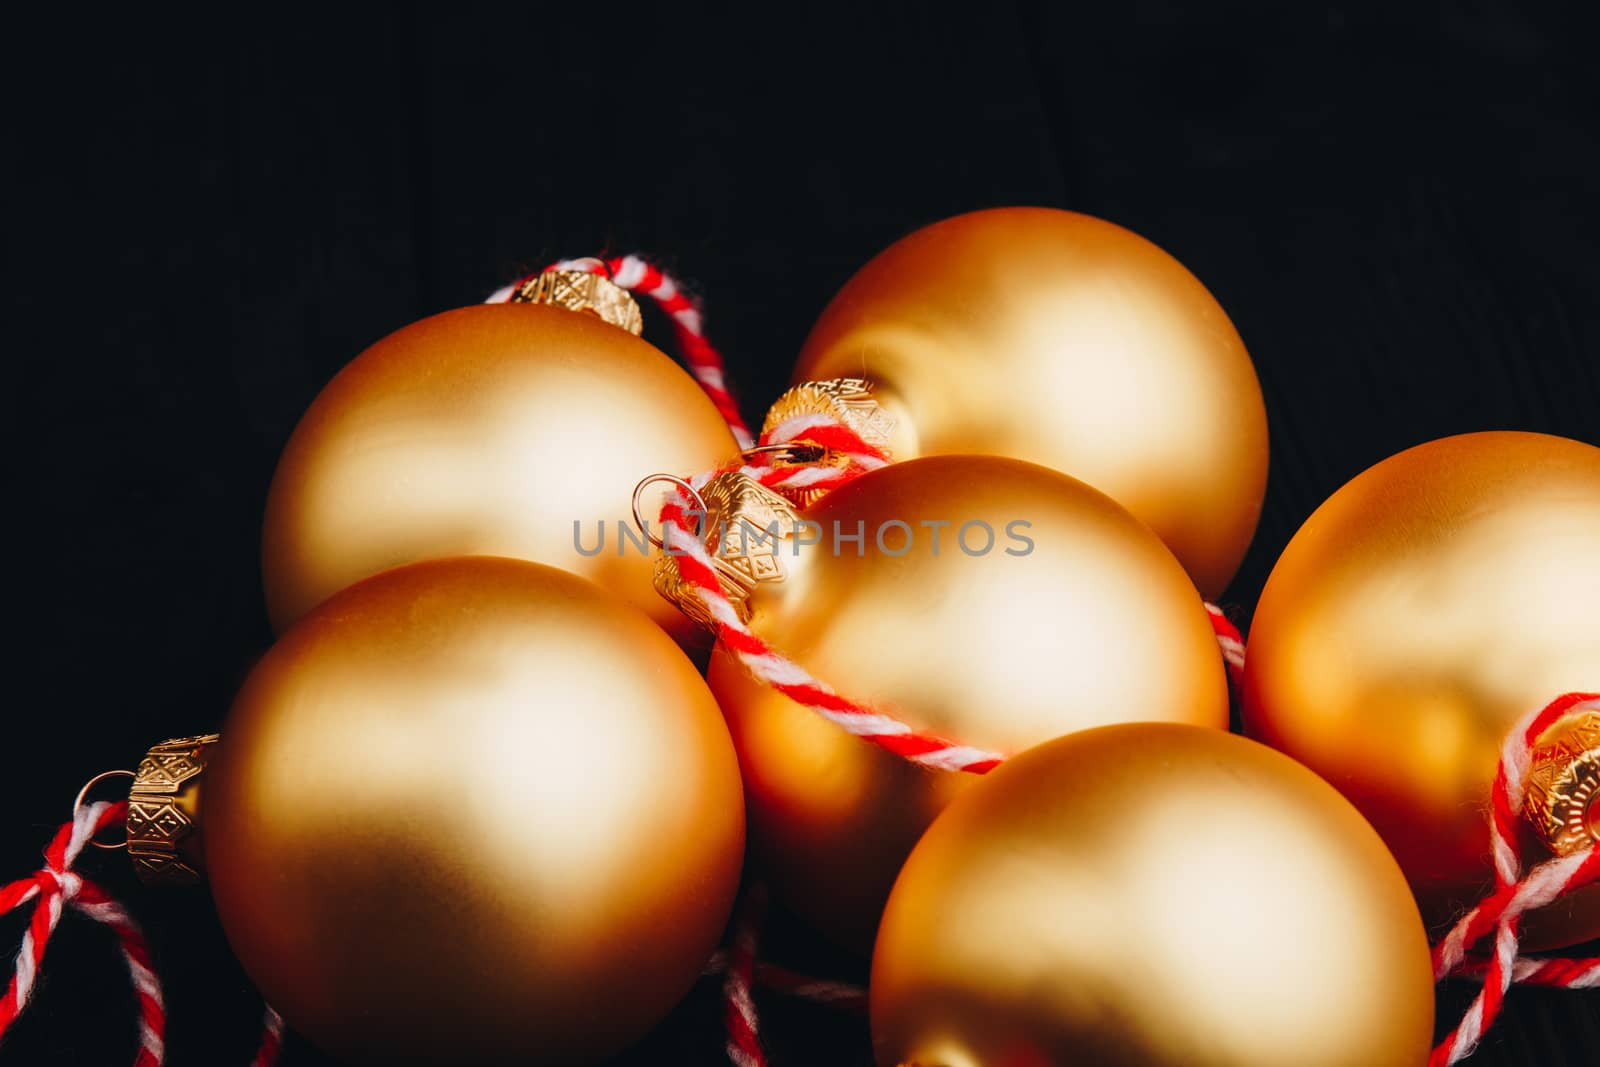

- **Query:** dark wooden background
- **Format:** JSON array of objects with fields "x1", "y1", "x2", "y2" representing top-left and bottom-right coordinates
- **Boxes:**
[{"x1": 5, "y1": 2, "x2": 1597, "y2": 1063}]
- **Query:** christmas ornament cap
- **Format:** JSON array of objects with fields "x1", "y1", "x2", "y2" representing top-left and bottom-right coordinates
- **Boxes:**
[
  {"x1": 762, "y1": 378, "x2": 892, "y2": 446},
  {"x1": 758, "y1": 379, "x2": 897, "y2": 506},
  {"x1": 648, "y1": 471, "x2": 804, "y2": 628},
  {"x1": 1527, "y1": 710, "x2": 1600, "y2": 858},
  {"x1": 510, "y1": 266, "x2": 643, "y2": 334},
  {"x1": 125, "y1": 734, "x2": 219, "y2": 887}
]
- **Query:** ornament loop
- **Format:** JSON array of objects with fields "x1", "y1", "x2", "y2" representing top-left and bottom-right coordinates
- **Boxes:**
[
  {"x1": 650, "y1": 471, "x2": 809, "y2": 632},
  {"x1": 557, "y1": 256, "x2": 612, "y2": 278},
  {"x1": 632, "y1": 473, "x2": 708, "y2": 550},
  {"x1": 73, "y1": 769, "x2": 136, "y2": 849},
  {"x1": 741, "y1": 442, "x2": 829, "y2": 466},
  {"x1": 761, "y1": 378, "x2": 893, "y2": 451}
]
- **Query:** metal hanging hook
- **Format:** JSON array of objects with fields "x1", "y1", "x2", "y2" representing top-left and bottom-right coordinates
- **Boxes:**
[
  {"x1": 632, "y1": 474, "x2": 709, "y2": 550},
  {"x1": 740, "y1": 442, "x2": 829, "y2": 466},
  {"x1": 73, "y1": 768, "x2": 136, "y2": 849}
]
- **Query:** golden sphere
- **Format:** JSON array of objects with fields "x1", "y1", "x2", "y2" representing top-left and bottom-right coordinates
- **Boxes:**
[
  {"x1": 206, "y1": 557, "x2": 746, "y2": 1065},
  {"x1": 1243, "y1": 431, "x2": 1600, "y2": 948},
  {"x1": 872, "y1": 723, "x2": 1435, "y2": 1067},
  {"x1": 707, "y1": 455, "x2": 1227, "y2": 949},
  {"x1": 792, "y1": 207, "x2": 1267, "y2": 597},
  {"x1": 262, "y1": 303, "x2": 739, "y2": 644}
]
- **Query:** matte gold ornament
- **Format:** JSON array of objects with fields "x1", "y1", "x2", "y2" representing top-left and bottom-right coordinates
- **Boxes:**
[
  {"x1": 261, "y1": 302, "x2": 739, "y2": 644},
  {"x1": 871, "y1": 723, "x2": 1435, "y2": 1067},
  {"x1": 204, "y1": 557, "x2": 746, "y2": 1065},
  {"x1": 1243, "y1": 431, "x2": 1600, "y2": 949},
  {"x1": 787, "y1": 207, "x2": 1268, "y2": 598},
  {"x1": 664, "y1": 454, "x2": 1228, "y2": 949}
]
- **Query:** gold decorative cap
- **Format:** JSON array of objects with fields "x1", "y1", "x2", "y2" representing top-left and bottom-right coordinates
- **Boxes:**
[
  {"x1": 759, "y1": 378, "x2": 896, "y2": 506},
  {"x1": 651, "y1": 472, "x2": 803, "y2": 629},
  {"x1": 511, "y1": 269, "x2": 644, "y2": 335},
  {"x1": 127, "y1": 734, "x2": 219, "y2": 886},
  {"x1": 1525, "y1": 710, "x2": 1600, "y2": 857}
]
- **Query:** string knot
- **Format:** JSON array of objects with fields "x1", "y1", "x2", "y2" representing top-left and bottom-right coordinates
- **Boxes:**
[{"x1": 35, "y1": 867, "x2": 82, "y2": 901}]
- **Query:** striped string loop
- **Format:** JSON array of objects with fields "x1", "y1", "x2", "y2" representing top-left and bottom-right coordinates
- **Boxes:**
[
  {"x1": 1, "y1": 801, "x2": 285, "y2": 1066},
  {"x1": 0, "y1": 801, "x2": 165, "y2": 1066},
  {"x1": 1428, "y1": 692, "x2": 1600, "y2": 1066}
]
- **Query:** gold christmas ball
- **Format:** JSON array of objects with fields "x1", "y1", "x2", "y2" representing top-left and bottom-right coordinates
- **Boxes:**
[
  {"x1": 206, "y1": 556, "x2": 746, "y2": 1065},
  {"x1": 261, "y1": 303, "x2": 739, "y2": 644},
  {"x1": 1243, "y1": 431, "x2": 1600, "y2": 949},
  {"x1": 693, "y1": 455, "x2": 1228, "y2": 949},
  {"x1": 872, "y1": 723, "x2": 1435, "y2": 1067},
  {"x1": 790, "y1": 207, "x2": 1267, "y2": 597}
]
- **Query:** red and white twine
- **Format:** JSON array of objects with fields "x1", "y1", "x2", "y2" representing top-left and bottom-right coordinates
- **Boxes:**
[
  {"x1": 662, "y1": 482, "x2": 1007, "y2": 772},
  {"x1": 1455, "y1": 953, "x2": 1599, "y2": 988},
  {"x1": 1205, "y1": 601, "x2": 1246, "y2": 691},
  {"x1": 720, "y1": 886, "x2": 769, "y2": 1067},
  {"x1": 251, "y1": 1004, "x2": 285, "y2": 1067},
  {"x1": 1428, "y1": 691, "x2": 1600, "y2": 1067},
  {"x1": 705, "y1": 885, "x2": 869, "y2": 1067},
  {"x1": 657, "y1": 420, "x2": 1245, "y2": 775},
  {"x1": 0, "y1": 800, "x2": 284, "y2": 1066},
  {"x1": 0, "y1": 800, "x2": 164, "y2": 1066},
  {"x1": 708, "y1": 956, "x2": 867, "y2": 1013}
]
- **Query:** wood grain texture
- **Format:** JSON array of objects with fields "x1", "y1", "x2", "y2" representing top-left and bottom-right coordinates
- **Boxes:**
[{"x1": 4, "y1": 2, "x2": 1595, "y2": 1063}]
